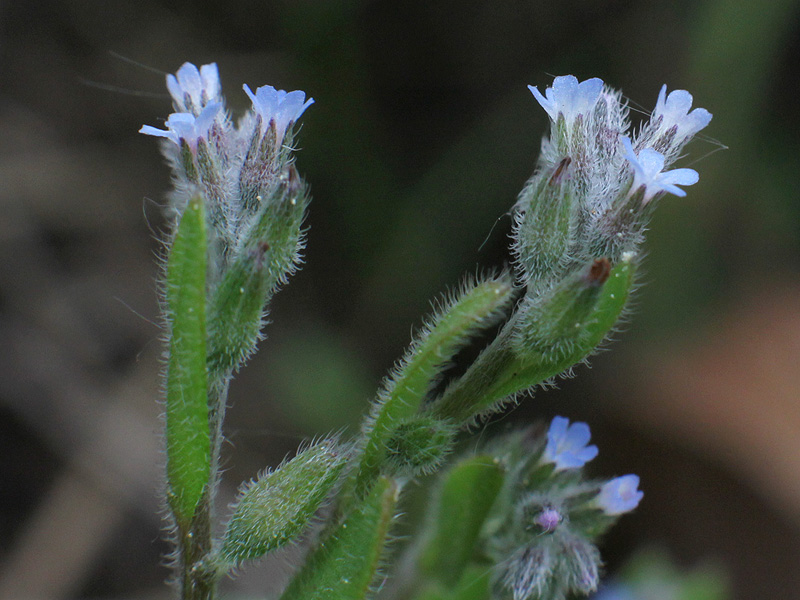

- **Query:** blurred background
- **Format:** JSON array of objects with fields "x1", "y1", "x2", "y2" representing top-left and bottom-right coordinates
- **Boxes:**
[{"x1": 1, "y1": 0, "x2": 799, "y2": 598}]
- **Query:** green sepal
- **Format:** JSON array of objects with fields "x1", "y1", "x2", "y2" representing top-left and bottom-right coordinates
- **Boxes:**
[
  {"x1": 433, "y1": 256, "x2": 636, "y2": 424},
  {"x1": 206, "y1": 245, "x2": 272, "y2": 375},
  {"x1": 514, "y1": 256, "x2": 616, "y2": 358},
  {"x1": 352, "y1": 275, "x2": 515, "y2": 497},
  {"x1": 219, "y1": 439, "x2": 346, "y2": 568},
  {"x1": 207, "y1": 168, "x2": 308, "y2": 374},
  {"x1": 419, "y1": 455, "x2": 505, "y2": 587},
  {"x1": 280, "y1": 477, "x2": 399, "y2": 600},
  {"x1": 164, "y1": 196, "x2": 210, "y2": 526},
  {"x1": 512, "y1": 156, "x2": 579, "y2": 285}
]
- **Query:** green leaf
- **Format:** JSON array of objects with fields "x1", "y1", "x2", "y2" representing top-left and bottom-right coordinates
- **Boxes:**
[
  {"x1": 353, "y1": 275, "x2": 515, "y2": 496},
  {"x1": 420, "y1": 455, "x2": 504, "y2": 586},
  {"x1": 220, "y1": 439, "x2": 346, "y2": 568},
  {"x1": 280, "y1": 477, "x2": 399, "y2": 600},
  {"x1": 434, "y1": 256, "x2": 636, "y2": 423},
  {"x1": 164, "y1": 197, "x2": 210, "y2": 526}
]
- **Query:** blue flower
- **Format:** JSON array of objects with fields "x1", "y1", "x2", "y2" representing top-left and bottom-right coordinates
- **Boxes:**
[
  {"x1": 622, "y1": 137, "x2": 699, "y2": 202},
  {"x1": 653, "y1": 85, "x2": 712, "y2": 142},
  {"x1": 528, "y1": 75, "x2": 604, "y2": 124},
  {"x1": 243, "y1": 84, "x2": 314, "y2": 143},
  {"x1": 543, "y1": 416, "x2": 598, "y2": 470},
  {"x1": 166, "y1": 62, "x2": 222, "y2": 113},
  {"x1": 596, "y1": 475, "x2": 643, "y2": 515},
  {"x1": 139, "y1": 102, "x2": 222, "y2": 149}
]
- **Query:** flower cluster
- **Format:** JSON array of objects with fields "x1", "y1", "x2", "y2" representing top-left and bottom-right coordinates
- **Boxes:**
[
  {"x1": 485, "y1": 417, "x2": 643, "y2": 600},
  {"x1": 139, "y1": 62, "x2": 313, "y2": 274},
  {"x1": 514, "y1": 75, "x2": 711, "y2": 284},
  {"x1": 141, "y1": 62, "x2": 312, "y2": 158},
  {"x1": 141, "y1": 62, "x2": 313, "y2": 375},
  {"x1": 540, "y1": 416, "x2": 643, "y2": 516},
  {"x1": 528, "y1": 75, "x2": 709, "y2": 203}
]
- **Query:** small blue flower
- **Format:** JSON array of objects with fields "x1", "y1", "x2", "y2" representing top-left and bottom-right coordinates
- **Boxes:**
[
  {"x1": 243, "y1": 84, "x2": 314, "y2": 143},
  {"x1": 596, "y1": 475, "x2": 643, "y2": 515},
  {"x1": 139, "y1": 102, "x2": 222, "y2": 149},
  {"x1": 622, "y1": 137, "x2": 699, "y2": 202},
  {"x1": 528, "y1": 75, "x2": 604, "y2": 124},
  {"x1": 543, "y1": 416, "x2": 598, "y2": 470},
  {"x1": 166, "y1": 62, "x2": 222, "y2": 113},
  {"x1": 654, "y1": 85, "x2": 712, "y2": 142}
]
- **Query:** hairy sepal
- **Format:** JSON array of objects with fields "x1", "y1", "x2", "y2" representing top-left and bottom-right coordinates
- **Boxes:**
[{"x1": 207, "y1": 168, "x2": 308, "y2": 375}]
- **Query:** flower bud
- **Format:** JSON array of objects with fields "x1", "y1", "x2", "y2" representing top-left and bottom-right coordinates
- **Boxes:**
[
  {"x1": 515, "y1": 257, "x2": 614, "y2": 362},
  {"x1": 513, "y1": 156, "x2": 580, "y2": 286}
]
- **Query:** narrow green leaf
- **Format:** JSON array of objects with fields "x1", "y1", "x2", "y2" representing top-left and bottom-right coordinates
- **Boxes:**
[
  {"x1": 281, "y1": 477, "x2": 399, "y2": 600},
  {"x1": 165, "y1": 197, "x2": 210, "y2": 526},
  {"x1": 434, "y1": 257, "x2": 635, "y2": 423},
  {"x1": 420, "y1": 455, "x2": 504, "y2": 586},
  {"x1": 220, "y1": 439, "x2": 346, "y2": 567},
  {"x1": 354, "y1": 276, "x2": 515, "y2": 496}
]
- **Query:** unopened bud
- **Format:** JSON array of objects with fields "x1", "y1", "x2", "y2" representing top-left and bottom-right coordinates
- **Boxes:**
[{"x1": 534, "y1": 507, "x2": 562, "y2": 533}]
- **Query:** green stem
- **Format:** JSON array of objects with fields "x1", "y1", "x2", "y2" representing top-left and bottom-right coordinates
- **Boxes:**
[
  {"x1": 207, "y1": 377, "x2": 231, "y2": 496},
  {"x1": 179, "y1": 496, "x2": 217, "y2": 600},
  {"x1": 177, "y1": 376, "x2": 231, "y2": 599}
]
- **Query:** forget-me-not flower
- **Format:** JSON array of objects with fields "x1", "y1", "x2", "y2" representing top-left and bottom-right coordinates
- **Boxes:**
[
  {"x1": 622, "y1": 137, "x2": 699, "y2": 202},
  {"x1": 167, "y1": 62, "x2": 222, "y2": 113},
  {"x1": 596, "y1": 475, "x2": 643, "y2": 515},
  {"x1": 543, "y1": 416, "x2": 599, "y2": 470},
  {"x1": 139, "y1": 102, "x2": 223, "y2": 150},
  {"x1": 243, "y1": 84, "x2": 314, "y2": 144},
  {"x1": 528, "y1": 75, "x2": 604, "y2": 124},
  {"x1": 653, "y1": 85, "x2": 712, "y2": 142}
]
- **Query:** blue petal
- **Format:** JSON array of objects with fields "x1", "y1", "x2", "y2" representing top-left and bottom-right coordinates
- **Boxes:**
[{"x1": 566, "y1": 421, "x2": 591, "y2": 447}]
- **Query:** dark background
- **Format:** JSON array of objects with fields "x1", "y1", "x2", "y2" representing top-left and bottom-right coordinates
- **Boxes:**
[{"x1": 1, "y1": 0, "x2": 800, "y2": 598}]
